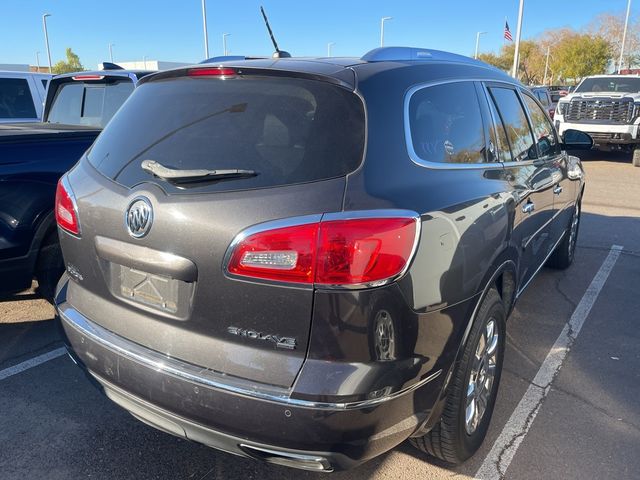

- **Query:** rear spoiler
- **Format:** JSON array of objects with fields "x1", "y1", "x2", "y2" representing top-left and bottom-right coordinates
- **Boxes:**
[{"x1": 138, "y1": 64, "x2": 356, "y2": 90}]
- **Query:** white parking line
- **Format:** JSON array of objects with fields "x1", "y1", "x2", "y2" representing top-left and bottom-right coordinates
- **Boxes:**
[
  {"x1": 475, "y1": 244, "x2": 623, "y2": 480},
  {"x1": 0, "y1": 347, "x2": 67, "y2": 381}
]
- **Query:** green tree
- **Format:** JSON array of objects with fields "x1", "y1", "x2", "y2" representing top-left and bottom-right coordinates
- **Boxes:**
[
  {"x1": 479, "y1": 41, "x2": 545, "y2": 84},
  {"x1": 551, "y1": 34, "x2": 612, "y2": 83},
  {"x1": 52, "y1": 48, "x2": 84, "y2": 74}
]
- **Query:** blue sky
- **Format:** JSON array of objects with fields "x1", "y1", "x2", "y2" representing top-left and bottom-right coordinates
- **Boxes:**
[{"x1": 0, "y1": 0, "x2": 635, "y2": 69}]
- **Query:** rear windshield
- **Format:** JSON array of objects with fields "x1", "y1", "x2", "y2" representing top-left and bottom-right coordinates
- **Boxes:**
[
  {"x1": 47, "y1": 78, "x2": 134, "y2": 127},
  {"x1": 575, "y1": 77, "x2": 640, "y2": 93},
  {"x1": 87, "y1": 75, "x2": 365, "y2": 193}
]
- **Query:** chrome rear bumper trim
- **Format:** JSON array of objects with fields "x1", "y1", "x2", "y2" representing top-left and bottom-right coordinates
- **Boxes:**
[{"x1": 58, "y1": 303, "x2": 441, "y2": 411}]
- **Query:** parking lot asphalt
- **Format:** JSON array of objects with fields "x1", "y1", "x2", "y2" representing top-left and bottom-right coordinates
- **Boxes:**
[{"x1": 1, "y1": 152, "x2": 639, "y2": 480}]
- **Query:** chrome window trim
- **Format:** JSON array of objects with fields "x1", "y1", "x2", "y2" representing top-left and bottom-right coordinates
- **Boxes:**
[
  {"x1": 59, "y1": 304, "x2": 442, "y2": 411},
  {"x1": 403, "y1": 78, "x2": 517, "y2": 170},
  {"x1": 222, "y1": 209, "x2": 421, "y2": 290}
]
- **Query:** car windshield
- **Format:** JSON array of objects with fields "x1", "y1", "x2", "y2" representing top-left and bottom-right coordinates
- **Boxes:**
[{"x1": 575, "y1": 77, "x2": 640, "y2": 93}]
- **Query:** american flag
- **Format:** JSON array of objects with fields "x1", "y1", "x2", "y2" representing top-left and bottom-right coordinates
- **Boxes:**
[{"x1": 504, "y1": 21, "x2": 513, "y2": 41}]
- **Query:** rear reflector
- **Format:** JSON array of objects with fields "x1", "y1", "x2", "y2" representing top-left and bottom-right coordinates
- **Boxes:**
[
  {"x1": 227, "y1": 215, "x2": 418, "y2": 287},
  {"x1": 188, "y1": 67, "x2": 237, "y2": 77},
  {"x1": 55, "y1": 178, "x2": 80, "y2": 236}
]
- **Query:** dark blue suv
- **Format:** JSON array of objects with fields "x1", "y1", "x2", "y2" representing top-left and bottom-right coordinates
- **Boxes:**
[{"x1": 56, "y1": 47, "x2": 590, "y2": 471}]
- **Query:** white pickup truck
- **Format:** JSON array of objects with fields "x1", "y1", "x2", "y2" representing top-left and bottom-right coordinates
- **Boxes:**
[
  {"x1": 555, "y1": 74, "x2": 640, "y2": 166},
  {"x1": 0, "y1": 71, "x2": 52, "y2": 123}
]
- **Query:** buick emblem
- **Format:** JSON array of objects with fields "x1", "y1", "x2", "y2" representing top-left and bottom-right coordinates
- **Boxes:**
[{"x1": 125, "y1": 197, "x2": 153, "y2": 238}]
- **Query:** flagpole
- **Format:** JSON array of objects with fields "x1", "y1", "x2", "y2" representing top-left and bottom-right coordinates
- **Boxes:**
[{"x1": 511, "y1": 0, "x2": 524, "y2": 79}]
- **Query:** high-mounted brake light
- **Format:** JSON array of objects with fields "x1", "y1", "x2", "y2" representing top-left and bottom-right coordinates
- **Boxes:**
[
  {"x1": 55, "y1": 178, "x2": 80, "y2": 236},
  {"x1": 227, "y1": 214, "x2": 418, "y2": 287},
  {"x1": 71, "y1": 75, "x2": 105, "y2": 81},
  {"x1": 188, "y1": 67, "x2": 237, "y2": 77}
]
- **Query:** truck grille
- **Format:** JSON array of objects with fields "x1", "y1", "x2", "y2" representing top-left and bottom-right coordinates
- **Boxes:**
[{"x1": 565, "y1": 98, "x2": 634, "y2": 124}]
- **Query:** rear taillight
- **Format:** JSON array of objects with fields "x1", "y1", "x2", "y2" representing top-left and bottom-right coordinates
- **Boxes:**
[
  {"x1": 226, "y1": 214, "x2": 418, "y2": 287},
  {"x1": 55, "y1": 178, "x2": 80, "y2": 236}
]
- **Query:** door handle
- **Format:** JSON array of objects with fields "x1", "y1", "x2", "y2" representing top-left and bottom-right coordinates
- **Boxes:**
[
  {"x1": 553, "y1": 184, "x2": 563, "y2": 195},
  {"x1": 522, "y1": 201, "x2": 535, "y2": 214}
]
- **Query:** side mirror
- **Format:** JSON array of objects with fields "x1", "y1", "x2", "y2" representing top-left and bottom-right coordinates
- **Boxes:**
[{"x1": 562, "y1": 129, "x2": 593, "y2": 150}]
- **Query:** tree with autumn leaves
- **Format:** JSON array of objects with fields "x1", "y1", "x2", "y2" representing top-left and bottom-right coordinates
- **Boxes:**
[{"x1": 478, "y1": 11, "x2": 636, "y2": 85}]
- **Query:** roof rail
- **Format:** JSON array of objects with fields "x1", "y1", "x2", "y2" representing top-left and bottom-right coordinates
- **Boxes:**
[{"x1": 361, "y1": 47, "x2": 478, "y2": 64}]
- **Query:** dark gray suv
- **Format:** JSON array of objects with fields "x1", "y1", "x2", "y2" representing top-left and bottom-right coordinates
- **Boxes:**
[{"x1": 55, "y1": 47, "x2": 589, "y2": 472}]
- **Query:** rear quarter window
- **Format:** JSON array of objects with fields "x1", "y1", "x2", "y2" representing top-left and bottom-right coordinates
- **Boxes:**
[
  {"x1": 0, "y1": 78, "x2": 37, "y2": 119},
  {"x1": 88, "y1": 75, "x2": 366, "y2": 193},
  {"x1": 407, "y1": 81, "x2": 487, "y2": 165}
]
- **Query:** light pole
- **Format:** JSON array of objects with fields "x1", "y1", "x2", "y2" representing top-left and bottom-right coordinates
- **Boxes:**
[
  {"x1": 380, "y1": 16, "x2": 392, "y2": 47},
  {"x1": 511, "y1": 0, "x2": 524, "y2": 79},
  {"x1": 201, "y1": 0, "x2": 209, "y2": 58},
  {"x1": 143, "y1": 55, "x2": 148, "y2": 70},
  {"x1": 109, "y1": 43, "x2": 115, "y2": 63},
  {"x1": 543, "y1": 46, "x2": 551, "y2": 85},
  {"x1": 223, "y1": 33, "x2": 231, "y2": 56},
  {"x1": 474, "y1": 31, "x2": 487, "y2": 59},
  {"x1": 36, "y1": 51, "x2": 41, "y2": 71},
  {"x1": 42, "y1": 13, "x2": 52, "y2": 73},
  {"x1": 327, "y1": 42, "x2": 335, "y2": 57},
  {"x1": 619, "y1": 0, "x2": 632, "y2": 72}
]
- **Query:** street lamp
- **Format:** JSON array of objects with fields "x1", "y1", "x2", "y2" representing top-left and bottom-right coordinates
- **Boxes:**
[
  {"x1": 143, "y1": 55, "x2": 148, "y2": 70},
  {"x1": 474, "y1": 31, "x2": 487, "y2": 59},
  {"x1": 619, "y1": 0, "x2": 632, "y2": 72},
  {"x1": 327, "y1": 42, "x2": 335, "y2": 57},
  {"x1": 223, "y1": 33, "x2": 231, "y2": 56},
  {"x1": 36, "y1": 51, "x2": 41, "y2": 71},
  {"x1": 380, "y1": 16, "x2": 392, "y2": 47},
  {"x1": 42, "y1": 13, "x2": 52, "y2": 73},
  {"x1": 201, "y1": 0, "x2": 209, "y2": 58},
  {"x1": 109, "y1": 43, "x2": 115, "y2": 63}
]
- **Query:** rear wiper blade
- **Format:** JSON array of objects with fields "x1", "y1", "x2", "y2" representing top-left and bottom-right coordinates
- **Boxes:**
[{"x1": 141, "y1": 160, "x2": 257, "y2": 182}]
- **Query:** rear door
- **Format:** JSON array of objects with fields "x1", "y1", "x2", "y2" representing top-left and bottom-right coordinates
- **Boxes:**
[
  {"x1": 484, "y1": 84, "x2": 557, "y2": 289},
  {"x1": 61, "y1": 69, "x2": 366, "y2": 388}
]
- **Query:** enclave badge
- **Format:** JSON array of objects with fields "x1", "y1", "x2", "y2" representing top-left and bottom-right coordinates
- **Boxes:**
[
  {"x1": 125, "y1": 197, "x2": 153, "y2": 238},
  {"x1": 227, "y1": 326, "x2": 297, "y2": 350}
]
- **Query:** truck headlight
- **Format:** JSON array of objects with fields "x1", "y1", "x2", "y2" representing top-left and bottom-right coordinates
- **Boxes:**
[
  {"x1": 557, "y1": 102, "x2": 568, "y2": 116},
  {"x1": 633, "y1": 103, "x2": 640, "y2": 121}
]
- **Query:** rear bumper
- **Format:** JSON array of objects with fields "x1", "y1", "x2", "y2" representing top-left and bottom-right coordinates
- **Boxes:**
[{"x1": 56, "y1": 278, "x2": 446, "y2": 471}]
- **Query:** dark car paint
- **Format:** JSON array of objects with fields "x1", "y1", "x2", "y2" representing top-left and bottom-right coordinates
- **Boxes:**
[
  {"x1": 56, "y1": 54, "x2": 585, "y2": 470},
  {"x1": 0, "y1": 71, "x2": 150, "y2": 294}
]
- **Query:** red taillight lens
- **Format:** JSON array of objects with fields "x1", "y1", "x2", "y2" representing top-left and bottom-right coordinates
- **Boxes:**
[
  {"x1": 316, "y1": 218, "x2": 417, "y2": 285},
  {"x1": 227, "y1": 216, "x2": 417, "y2": 287},
  {"x1": 188, "y1": 67, "x2": 237, "y2": 77},
  {"x1": 71, "y1": 75, "x2": 104, "y2": 81},
  {"x1": 228, "y1": 223, "x2": 318, "y2": 283},
  {"x1": 55, "y1": 179, "x2": 80, "y2": 235}
]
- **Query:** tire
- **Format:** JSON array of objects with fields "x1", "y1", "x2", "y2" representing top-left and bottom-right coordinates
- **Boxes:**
[
  {"x1": 633, "y1": 147, "x2": 640, "y2": 167},
  {"x1": 410, "y1": 288, "x2": 506, "y2": 464},
  {"x1": 35, "y1": 231, "x2": 65, "y2": 303},
  {"x1": 547, "y1": 200, "x2": 581, "y2": 270}
]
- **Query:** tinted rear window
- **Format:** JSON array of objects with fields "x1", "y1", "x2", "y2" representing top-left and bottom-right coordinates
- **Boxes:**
[
  {"x1": 0, "y1": 78, "x2": 36, "y2": 119},
  {"x1": 47, "y1": 78, "x2": 134, "y2": 127},
  {"x1": 88, "y1": 75, "x2": 365, "y2": 193}
]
